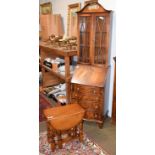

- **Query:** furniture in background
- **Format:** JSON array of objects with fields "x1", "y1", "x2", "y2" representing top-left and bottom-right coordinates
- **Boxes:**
[
  {"x1": 77, "y1": 2, "x2": 111, "y2": 65},
  {"x1": 39, "y1": 41, "x2": 77, "y2": 103},
  {"x1": 40, "y1": 14, "x2": 64, "y2": 41},
  {"x1": 71, "y1": 2, "x2": 111, "y2": 128},
  {"x1": 40, "y1": 2, "x2": 52, "y2": 15},
  {"x1": 43, "y1": 103, "x2": 85, "y2": 152},
  {"x1": 71, "y1": 65, "x2": 108, "y2": 128},
  {"x1": 112, "y1": 57, "x2": 116, "y2": 123},
  {"x1": 67, "y1": 3, "x2": 81, "y2": 37},
  {"x1": 84, "y1": 0, "x2": 98, "y2": 6}
]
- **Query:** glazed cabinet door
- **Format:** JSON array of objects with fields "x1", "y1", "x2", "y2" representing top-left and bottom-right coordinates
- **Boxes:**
[
  {"x1": 94, "y1": 14, "x2": 109, "y2": 66},
  {"x1": 78, "y1": 15, "x2": 92, "y2": 64}
]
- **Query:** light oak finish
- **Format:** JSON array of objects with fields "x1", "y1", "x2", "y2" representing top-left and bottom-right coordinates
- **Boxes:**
[
  {"x1": 42, "y1": 72, "x2": 64, "y2": 87},
  {"x1": 39, "y1": 41, "x2": 77, "y2": 103},
  {"x1": 40, "y1": 41, "x2": 77, "y2": 57},
  {"x1": 43, "y1": 103, "x2": 85, "y2": 152}
]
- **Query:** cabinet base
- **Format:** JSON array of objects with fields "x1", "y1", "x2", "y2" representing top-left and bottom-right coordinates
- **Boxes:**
[{"x1": 98, "y1": 122, "x2": 104, "y2": 129}]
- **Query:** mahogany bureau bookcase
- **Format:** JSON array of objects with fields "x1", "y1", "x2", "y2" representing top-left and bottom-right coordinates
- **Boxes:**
[{"x1": 70, "y1": 2, "x2": 111, "y2": 128}]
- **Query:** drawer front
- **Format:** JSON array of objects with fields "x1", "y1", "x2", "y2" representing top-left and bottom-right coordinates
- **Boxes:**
[
  {"x1": 78, "y1": 100, "x2": 103, "y2": 121},
  {"x1": 72, "y1": 84, "x2": 103, "y2": 95},
  {"x1": 85, "y1": 109, "x2": 102, "y2": 120},
  {"x1": 79, "y1": 100, "x2": 102, "y2": 109},
  {"x1": 71, "y1": 84, "x2": 104, "y2": 100},
  {"x1": 71, "y1": 84, "x2": 104, "y2": 121}
]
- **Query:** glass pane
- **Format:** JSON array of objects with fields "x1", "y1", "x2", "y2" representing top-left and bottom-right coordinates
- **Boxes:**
[
  {"x1": 94, "y1": 16, "x2": 106, "y2": 64},
  {"x1": 79, "y1": 16, "x2": 91, "y2": 63}
]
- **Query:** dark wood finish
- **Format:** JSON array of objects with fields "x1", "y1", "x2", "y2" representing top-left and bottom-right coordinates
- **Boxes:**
[
  {"x1": 39, "y1": 41, "x2": 77, "y2": 103},
  {"x1": 44, "y1": 104, "x2": 85, "y2": 152},
  {"x1": 112, "y1": 57, "x2": 116, "y2": 123},
  {"x1": 70, "y1": 2, "x2": 111, "y2": 128}
]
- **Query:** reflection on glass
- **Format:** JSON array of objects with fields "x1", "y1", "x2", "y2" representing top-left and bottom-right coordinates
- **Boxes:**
[
  {"x1": 94, "y1": 16, "x2": 106, "y2": 64},
  {"x1": 79, "y1": 16, "x2": 90, "y2": 63}
]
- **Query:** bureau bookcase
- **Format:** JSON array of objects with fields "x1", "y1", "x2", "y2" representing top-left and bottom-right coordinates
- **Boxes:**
[{"x1": 71, "y1": 2, "x2": 111, "y2": 128}]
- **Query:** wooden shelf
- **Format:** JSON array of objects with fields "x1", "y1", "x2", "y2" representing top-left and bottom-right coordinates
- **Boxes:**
[
  {"x1": 42, "y1": 64, "x2": 66, "y2": 81},
  {"x1": 43, "y1": 72, "x2": 64, "y2": 87},
  {"x1": 40, "y1": 41, "x2": 77, "y2": 103},
  {"x1": 39, "y1": 41, "x2": 77, "y2": 57}
]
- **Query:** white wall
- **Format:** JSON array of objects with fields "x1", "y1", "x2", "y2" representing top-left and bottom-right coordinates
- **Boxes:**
[
  {"x1": 51, "y1": 0, "x2": 85, "y2": 38},
  {"x1": 40, "y1": 0, "x2": 116, "y2": 37},
  {"x1": 104, "y1": 11, "x2": 116, "y2": 117},
  {"x1": 40, "y1": 0, "x2": 116, "y2": 117}
]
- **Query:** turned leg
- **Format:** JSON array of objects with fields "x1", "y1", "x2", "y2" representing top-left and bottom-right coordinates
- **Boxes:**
[
  {"x1": 75, "y1": 126, "x2": 78, "y2": 137},
  {"x1": 57, "y1": 131, "x2": 62, "y2": 149},
  {"x1": 71, "y1": 127, "x2": 76, "y2": 137},
  {"x1": 98, "y1": 115, "x2": 104, "y2": 129},
  {"x1": 47, "y1": 123, "x2": 52, "y2": 143},
  {"x1": 50, "y1": 128, "x2": 56, "y2": 152},
  {"x1": 79, "y1": 121, "x2": 84, "y2": 142},
  {"x1": 47, "y1": 123, "x2": 56, "y2": 152},
  {"x1": 98, "y1": 122, "x2": 104, "y2": 129}
]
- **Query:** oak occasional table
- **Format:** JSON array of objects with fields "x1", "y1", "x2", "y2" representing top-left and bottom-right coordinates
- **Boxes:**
[{"x1": 43, "y1": 103, "x2": 85, "y2": 152}]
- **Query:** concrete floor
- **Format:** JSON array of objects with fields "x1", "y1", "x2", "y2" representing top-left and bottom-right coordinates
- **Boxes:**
[{"x1": 40, "y1": 118, "x2": 116, "y2": 155}]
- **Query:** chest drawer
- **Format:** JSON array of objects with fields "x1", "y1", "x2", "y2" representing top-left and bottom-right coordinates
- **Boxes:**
[
  {"x1": 85, "y1": 109, "x2": 102, "y2": 120},
  {"x1": 78, "y1": 100, "x2": 102, "y2": 109},
  {"x1": 72, "y1": 84, "x2": 103, "y2": 94},
  {"x1": 71, "y1": 83, "x2": 104, "y2": 123}
]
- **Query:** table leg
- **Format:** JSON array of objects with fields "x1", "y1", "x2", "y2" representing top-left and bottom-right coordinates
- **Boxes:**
[
  {"x1": 57, "y1": 131, "x2": 62, "y2": 149},
  {"x1": 79, "y1": 121, "x2": 84, "y2": 142},
  {"x1": 47, "y1": 123, "x2": 55, "y2": 152},
  {"x1": 65, "y1": 56, "x2": 71, "y2": 103}
]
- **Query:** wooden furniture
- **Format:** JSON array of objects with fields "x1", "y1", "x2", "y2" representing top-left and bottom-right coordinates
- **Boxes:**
[
  {"x1": 39, "y1": 41, "x2": 77, "y2": 103},
  {"x1": 77, "y1": 2, "x2": 111, "y2": 65},
  {"x1": 84, "y1": 0, "x2": 98, "y2": 6},
  {"x1": 43, "y1": 103, "x2": 85, "y2": 152},
  {"x1": 112, "y1": 57, "x2": 116, "y2": 123},
  {"x1": 67, "y1": 3, "x2": 81, "y2": 37},
  {"x1": 71, "y1": 64, "x2": 108, "y2": 128},
  {"x1": 70, "y1": 2, "x2": 111, "y2": 128}
]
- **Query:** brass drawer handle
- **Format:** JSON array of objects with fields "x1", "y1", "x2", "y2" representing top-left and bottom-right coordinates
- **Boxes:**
[
  {"x1": 94, "y1": 114, "x2": 98, "y2": 118},
  {"x1": 95, "y1": 105, "x2": 98, "y2": 109}
]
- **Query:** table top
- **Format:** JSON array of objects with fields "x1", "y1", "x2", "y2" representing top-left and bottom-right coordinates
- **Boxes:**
[
  {"x1": 43, "y1": 103, "x2": 85, "y2": 130},
  {"x1": 71, "y1": 64, "x2": 108, "y2": 87},
  {"x1": 39, "y1": 41, "x2": 77, "y2": 57}
]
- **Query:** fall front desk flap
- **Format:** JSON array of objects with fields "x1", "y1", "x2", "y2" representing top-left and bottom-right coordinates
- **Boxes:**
[{"x1": 71, "y1": 64, "x2": 108, "y2": 87}]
